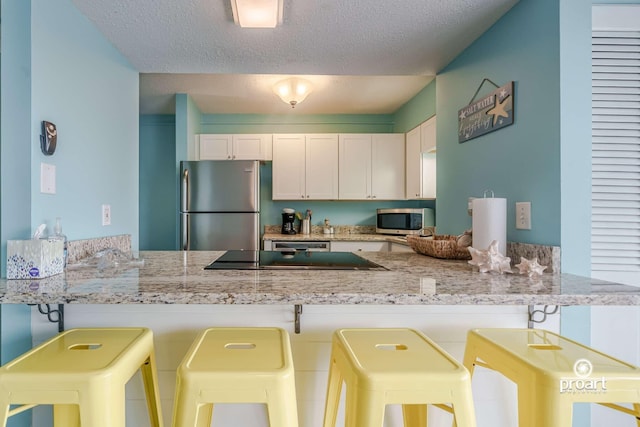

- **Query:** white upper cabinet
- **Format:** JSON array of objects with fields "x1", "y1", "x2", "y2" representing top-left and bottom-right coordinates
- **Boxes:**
[
  {"x1": 406, "y1": 116, "x2": 436, "y2": 200},
  {"x1": 371, "y1": 134, "x2": 405, "y2": 199},
  {"x1": 405, "y1": 126, "x2": 422, "y2": 199},
  {"x1": 272, "y1": 134, "x2": 338, "y2": 200},
  {"x1": 198, "y1": 134, "x2": 272, "y2": 160},
  {"x1": 339, "y1": 134, "x2": 405, "y2": 200}
]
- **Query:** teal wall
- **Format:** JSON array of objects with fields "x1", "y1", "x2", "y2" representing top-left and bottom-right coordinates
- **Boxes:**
[
  {"x1": 200, "y1": 114, "x2": 396, "y2": 134},
  {"x1": 30, "y1": 0, "x2": 140, "y2": 249},
  {"x1": 436, "y1": 0, "x2": 561, "y2": 247},
  {"x1": 1, "y1": 1, "x2": 33, "y2": 424},
  {"x1": 140, "y1": 115, "x2": 177, "y2": 250},
  {"x1": 393, "y1": 80, "x2": 437, "y2": 133}
]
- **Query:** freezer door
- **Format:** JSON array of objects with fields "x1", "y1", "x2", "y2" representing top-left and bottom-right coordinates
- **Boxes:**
[
  {"x1": 181, "y1": 160, "x2": 259, "y2": 212},
  {"x1": 181, "y1": 213, "x2": 259, "y2": 251}
]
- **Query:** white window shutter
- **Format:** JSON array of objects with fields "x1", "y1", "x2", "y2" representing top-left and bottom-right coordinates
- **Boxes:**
[{"x1": 591, "y1": 28, "x2": 640, "y2": 281}]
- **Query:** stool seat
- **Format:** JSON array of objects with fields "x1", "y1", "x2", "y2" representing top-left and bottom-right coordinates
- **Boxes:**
[
  {"x1": 323, "y1": 328, "x2": 476, "y2": 427},
  {"x1": 463, "y1": 328, "x2": 640, "y2": 426},
  {"x1": 172, "y1": 327, "x2": 298, "y2": 427},
  {"x1": 0, "y1": 327, "x2": 163, "y2": 427}
]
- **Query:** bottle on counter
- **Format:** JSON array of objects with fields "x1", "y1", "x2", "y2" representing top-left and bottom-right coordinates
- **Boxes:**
[{"x1": 50, "y1": 217, "x2": 68, "y2": 267}]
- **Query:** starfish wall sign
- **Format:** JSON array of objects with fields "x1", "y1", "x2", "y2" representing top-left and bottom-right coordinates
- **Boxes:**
[{"x1": 458, "y1": 81, "x2": 514, "y2": 143}]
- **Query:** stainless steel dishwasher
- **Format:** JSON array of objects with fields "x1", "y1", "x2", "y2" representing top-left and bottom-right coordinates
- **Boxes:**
[{"x1": 269, "y1": 241, "x2": 331, "y2": 252}]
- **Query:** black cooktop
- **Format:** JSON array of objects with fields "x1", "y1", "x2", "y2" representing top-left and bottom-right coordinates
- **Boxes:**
[{"x1": 204, "y1": 250, "x2": 387, "y2": 271}]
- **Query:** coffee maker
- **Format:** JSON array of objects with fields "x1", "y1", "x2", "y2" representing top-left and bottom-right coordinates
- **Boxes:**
[{"x1": 281, "y1": 209, "x2": 297, "y2": 235}]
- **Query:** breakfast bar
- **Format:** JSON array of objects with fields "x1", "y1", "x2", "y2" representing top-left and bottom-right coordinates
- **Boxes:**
[
  {"x1": 2, "y1": 251, "x2": 640, "y2": 427},
  {"x1": 1, "y1": 250, "x2": 639, "y2": 306}
]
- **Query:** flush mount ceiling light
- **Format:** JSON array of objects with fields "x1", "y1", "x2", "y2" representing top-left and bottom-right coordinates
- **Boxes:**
[
  {"x1": 273, "y1": 78, "x2": 313, "y2": 108},
  {"x1": 231, "y1": 0, "x2": 283, "y2": 28}
]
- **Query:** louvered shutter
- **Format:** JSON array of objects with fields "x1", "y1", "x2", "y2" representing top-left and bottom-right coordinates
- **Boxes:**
[{"x1": 591, "y1": 28, "x2": 640, "y2": 281}]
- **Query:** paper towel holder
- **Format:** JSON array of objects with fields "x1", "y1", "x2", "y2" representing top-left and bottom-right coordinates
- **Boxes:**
[{"x1": 482, "y1": 189, "x2": 495, "y2": 198}]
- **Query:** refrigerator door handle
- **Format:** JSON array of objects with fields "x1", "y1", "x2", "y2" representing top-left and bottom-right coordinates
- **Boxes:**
[
  {"x1": 181, "y1": 168, "x2": 189, "y2": 211},
  {"x1": 182, "y1": 214, "x2": 189, "y2": 251}
]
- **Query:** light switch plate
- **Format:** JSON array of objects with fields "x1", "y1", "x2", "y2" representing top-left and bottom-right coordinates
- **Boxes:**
[
  {"x1": 516, "y1": 202, "x2": 531, "y2": 230},
  {"x1": 40, "y1": 162, "x2": 56, "y2": 194}
]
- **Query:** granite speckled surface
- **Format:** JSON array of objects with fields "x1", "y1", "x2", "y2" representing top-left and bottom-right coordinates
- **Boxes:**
[
  {"x1": 1, "y1": 251, "x2": 639, "y2": 306},
  {"x1": 67, "y1": 234, "x2": 132, "y2": 264}
]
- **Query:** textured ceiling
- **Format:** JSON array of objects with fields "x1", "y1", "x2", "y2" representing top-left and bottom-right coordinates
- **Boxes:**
[{"x1": 71, "y1": 0, "x2": 519, "y2": 114}]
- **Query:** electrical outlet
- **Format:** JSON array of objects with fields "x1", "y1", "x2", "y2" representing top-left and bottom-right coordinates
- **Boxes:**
[
  {"x1": 515, "y1": 202, "x2": 531, "y2": 230},
  {"x1": 102, "y1": 204, "x2": 111, "y2": 226}
]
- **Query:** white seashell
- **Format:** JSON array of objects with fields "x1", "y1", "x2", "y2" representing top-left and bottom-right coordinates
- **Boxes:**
[
  {"x1": 515, "y1": 256, "x2": 547, "y2": 277},
  {"x1": 468, "y1": 240, "x2": 512, "y2": 274}
]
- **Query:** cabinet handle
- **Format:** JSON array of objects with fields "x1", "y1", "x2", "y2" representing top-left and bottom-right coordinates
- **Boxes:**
[
  {"x1": 306, "y1": 195, "x2": 310, "y2": 198},
  {"x1": 372, "y1": 195, "x2": 376, "y2": 199},
  {"x1": 232, "y1": 155, "x2": 236, "y2": 159},
  {"x1": 301, "y1": 195, "x2": 305, "y2": 198},
  {"x1": 227, "y1": 155, "x2": 231, "y2": 159}
]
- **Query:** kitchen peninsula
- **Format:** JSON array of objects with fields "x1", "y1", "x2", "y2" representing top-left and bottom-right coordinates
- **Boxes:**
[
  {"x1": 4, "y1": 250, "x2": 640, "y2": 427},
  {"x1": 2, "y1": 250, "x2": 639, "y2": 306}
]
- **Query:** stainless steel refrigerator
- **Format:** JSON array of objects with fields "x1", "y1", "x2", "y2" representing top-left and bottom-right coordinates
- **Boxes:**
[{"x1": 180, "y1": 160, "x2": 260, "y2": 250}]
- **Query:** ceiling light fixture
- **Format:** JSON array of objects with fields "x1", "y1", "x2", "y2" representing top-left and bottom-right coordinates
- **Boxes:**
[
  {"x1": 273, "y1": 78, "x2": 313, "y2": 108},
  {"x1": 231, "y1": 0, "x2": 283, "y2": 28}
]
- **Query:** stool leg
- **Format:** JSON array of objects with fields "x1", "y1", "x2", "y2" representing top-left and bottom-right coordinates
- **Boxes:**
[
  {"x1": 195, "y1": 403, "x2": 213, "y2": 427},
  {"x1": 0, "y1": 396, "x2": 9, "y2": 427},
  {"x1": 172, "y1": 383, "x2": 206, "y2": 427},
  {"x1": 266, "y1": 380, "x2": 299, "y2": 427},
  {"x1": 322, "y1": 354, "x2": 343, "y2": 427},
  {"x1": 140, "y1": 354, "x2": 164, "y2": 427},
  {"x1": 351, "y1": 388, "x2": 385, "y2": 427},
  {"x1": 80, "y1": 386, "x2": 126, "y2": 427},
  {"x1": 450, "y1": 386, "x2": 477, "y2": 427},
  {"x1": 402, "y1": 404, "x2": 427, "y2": 427},
  {"x1": 634, "y1": 403, "x2": 640, "y2": 427},
  {"x1": 53, "y1": 404, "x2": 80, "y2": 427}
]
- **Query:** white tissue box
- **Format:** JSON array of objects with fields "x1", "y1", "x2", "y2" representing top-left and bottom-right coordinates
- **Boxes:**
[{"x1": 6, "y1": 239, "x2": 64, "y2": 279}]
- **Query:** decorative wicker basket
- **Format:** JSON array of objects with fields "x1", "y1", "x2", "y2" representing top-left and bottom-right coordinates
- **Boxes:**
[{"x1": 406, "y1": 235, "x2": 472, "y2": 260}]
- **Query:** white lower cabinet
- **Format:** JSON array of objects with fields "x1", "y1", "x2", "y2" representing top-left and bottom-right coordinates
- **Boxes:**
[
  {"x1": 330, "y1": 241, "x2": 389, "y2": 252},
  {"x1": 32, "y1": 304, "x2": 537, "y2": 427},
  {"x1": 389, "y1": 242, "x2": 414, "y2": 252}
]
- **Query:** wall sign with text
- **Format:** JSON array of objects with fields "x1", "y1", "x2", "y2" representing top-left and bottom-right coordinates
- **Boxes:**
[{"x1": 458, "y1": 81, "x2": 514, "y2": 143}]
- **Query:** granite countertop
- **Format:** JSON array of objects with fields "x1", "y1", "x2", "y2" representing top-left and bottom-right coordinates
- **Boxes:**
[{"x1": 1, "y1": 251, "x2": 639, "y2": 306}]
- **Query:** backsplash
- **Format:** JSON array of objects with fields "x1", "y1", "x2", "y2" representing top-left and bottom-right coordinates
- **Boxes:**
[
  {"x1": 507, "y1": 242, "x2": 560, "y2": 274},
  {"x1": 67, "y1": 234, "x2": 132, "y2": 264}
]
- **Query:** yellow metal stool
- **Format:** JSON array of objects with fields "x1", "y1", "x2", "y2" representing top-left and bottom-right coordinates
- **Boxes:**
[
  {"x1": 0, "y1": 327, "x2": 163, "y2": 427},
  {"x1": 463, "y1": 328, "x2": 640, "y2": 426},
  {"x1": 322, "y1": 328, "x2": 476, "y2": 427},
  {"x1": 171, "y1": 327, "x2": 298, "y2": 427}
]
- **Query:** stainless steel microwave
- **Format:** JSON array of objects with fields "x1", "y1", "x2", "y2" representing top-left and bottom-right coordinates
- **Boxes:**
[{"x1": 376, "y1": 208, "x2": 425, "y2": 235}]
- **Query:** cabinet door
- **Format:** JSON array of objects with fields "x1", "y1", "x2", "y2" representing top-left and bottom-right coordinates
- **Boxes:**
[
  {"x1": 232, "y1": 134, "x2": 270, "y2": 160},
  {"x1": 272, "y1": 134, "x2": 306, "y2": 200},
  {"x1": 405, "y1": 126, "x2": 422, "y2": 199},
  {"x1": 199, "y1": 135, "x2": 232, "y2": 160},
  {"x1": 371, "y1": 134, "x2": 405, "y2": 199},
  {"x1": 339, "y1": 134, "x2": 372, "y2": 199},
  {"x1": 420, "y1": 116, "x2": 436, "y2": 152},
  {"x1": 305, "y1": 134, "x2": 339, "y2": 199},
  {"x1": 390, "y1": 242, "x2": 414, "y2": 253},
  {"x1": 331, "y1": 241, "x2": 389, "y2": 252}
]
